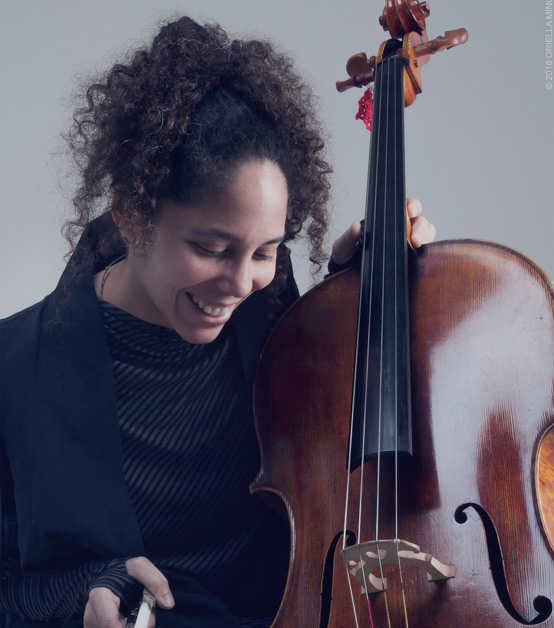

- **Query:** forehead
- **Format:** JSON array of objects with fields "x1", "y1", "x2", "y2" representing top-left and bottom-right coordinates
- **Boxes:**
[{"x1": 159, "y1": 160, "x2": 288, "y2": 236}]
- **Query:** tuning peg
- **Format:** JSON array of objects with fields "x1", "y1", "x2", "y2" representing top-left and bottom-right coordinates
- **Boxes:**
[
  {"x1": 414, "y1": 28, "x2": 468, "y2": 59},
  {"x1": 336, "y1": 53, "x2": 376, "y2": 92}
]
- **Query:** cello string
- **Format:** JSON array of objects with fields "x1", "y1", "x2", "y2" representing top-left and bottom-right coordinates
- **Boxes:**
[
  {"x1": 341, "y1": 190, "x2": 368, "y2": 628},
  {"x1": 342, "y1": 375, "x2": 365, "y2": 628},
  {"x1": 380, "y1": 57, "x2": 395, "y2": 623},
  {"x1": 343, "y1": 138, "x2": 373, "y2": 551},
  {"x1": 360, "y1": 55, "x2": 391, "y2": 628},
  {"x1": 352, "y1": 55, "x2": 388, "y2": 620},
  {"x1": 342, "y1": 558, "x2": 362, "y2": 628},
  {"x1": 366, "y1": 598, "x2": 375, "y2": 628},
  {"x1": 359, "y1": 53, "x2": 386, "y2": 538},
  {"x1": 342, "y1": 230, "x2": 365, "y2": 624},
  {"x1": 341, "y1": 44, "x2": 386, "y2": 628},
  {"x1": 356, "y1": 54, "x2": 386, "y2": 618},
  {"x1": 391, "y1": 56, "x2": 410, "y2": 628},
  {"x1": 341, "y1": 63, "x2": 378, "y2": 622},
  {"x1": 357, "y1": 53, "x2": 384, "y2": 540},
  {"x1": 400, "y1": 584, "x2": 410, "y2": 628},
  {"x1": 391, "y1": 53, "x2": 399, "y2": 576},
  {"x1": 374, "y1": 51, "x2": 390, "y2": 566}
]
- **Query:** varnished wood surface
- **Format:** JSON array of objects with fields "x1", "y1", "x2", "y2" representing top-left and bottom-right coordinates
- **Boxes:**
[{"x1": 252, "y1": 239, "x2": 554, "y2": 627}]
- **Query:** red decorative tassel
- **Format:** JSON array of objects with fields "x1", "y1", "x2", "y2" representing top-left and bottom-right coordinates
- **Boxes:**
[{"x1": 356, "y1": 87, "x2": 374, "y2": 131}]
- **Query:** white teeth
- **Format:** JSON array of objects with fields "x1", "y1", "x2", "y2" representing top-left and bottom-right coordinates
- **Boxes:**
[{"x1": 190, "y1": 295, "x2": 230, "y2": 318}]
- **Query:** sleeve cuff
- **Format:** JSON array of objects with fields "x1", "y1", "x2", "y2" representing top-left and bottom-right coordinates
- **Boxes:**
[{"x1": 88, "y1": 559, "x2": 143, "y2": 616}]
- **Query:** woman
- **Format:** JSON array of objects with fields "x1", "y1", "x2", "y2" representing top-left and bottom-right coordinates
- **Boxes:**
[{"x1": 0, "y1": 16, "x2": 435, "y2": 628}]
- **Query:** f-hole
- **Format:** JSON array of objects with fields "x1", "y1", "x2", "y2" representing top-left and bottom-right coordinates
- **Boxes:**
[
  {"x1": 455, "y1": 503, "x2": 553, "y2": 624},
  {"x1": 319, "y1": 530, "x2": 357, "y2": 628}
]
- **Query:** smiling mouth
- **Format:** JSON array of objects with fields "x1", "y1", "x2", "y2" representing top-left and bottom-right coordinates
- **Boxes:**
[{"x1": 188, "y1": 293, "x2": 232, "y2": 318}]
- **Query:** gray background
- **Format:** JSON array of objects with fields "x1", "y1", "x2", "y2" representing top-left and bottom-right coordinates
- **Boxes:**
[{"x1": 1, "y1": 0, "x2": 552, "y2": 317}]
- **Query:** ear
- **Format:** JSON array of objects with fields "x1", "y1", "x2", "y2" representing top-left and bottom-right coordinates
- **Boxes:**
[
  {"x1": 110, "y1": 187, "x2": 137, "y2": 245},
  {"x1": 111, "y1": 206, "x2": 132, "y2": 242}
]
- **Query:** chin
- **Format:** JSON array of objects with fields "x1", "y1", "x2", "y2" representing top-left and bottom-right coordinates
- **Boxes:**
[{"x1": 174, "y1": 323, "x2": 225, "y2": 345}]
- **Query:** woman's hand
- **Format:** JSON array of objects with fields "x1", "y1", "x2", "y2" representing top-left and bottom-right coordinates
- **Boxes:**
[
  {"x1": 405, "y1": 197, "x2": 437, "y2": 248},
  {"x1": 330, "y1": 197, "x2": 437, "y2": 265},
  {"x1": 84, "y1": 588, "x2": 127, "y2": 628},
  {"x1": 84, "y1": 557, "x2": 174, "y2": 627}
]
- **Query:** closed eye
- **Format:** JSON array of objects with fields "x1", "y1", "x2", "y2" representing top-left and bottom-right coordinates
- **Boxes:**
[
  {"x1": 253, "y1": 251, "x2": 277, "y2": 261},
  {"x1": 190, "y1": 243, "x2": 228, "y2": 258},
  {"x1": 191, "y1": 241, "x2": 278, "y2": 262}
]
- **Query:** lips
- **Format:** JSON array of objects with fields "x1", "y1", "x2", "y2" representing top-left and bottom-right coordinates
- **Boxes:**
[{"x1": 188, "y1": 293, "x2": 233, "y2": 318}]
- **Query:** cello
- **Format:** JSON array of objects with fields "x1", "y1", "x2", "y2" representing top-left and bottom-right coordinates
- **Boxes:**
[{"x1": 251, "y1": 1, "x2": 554, "y2": 626}]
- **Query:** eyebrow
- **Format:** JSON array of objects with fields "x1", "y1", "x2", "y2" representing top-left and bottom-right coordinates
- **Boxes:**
[{"x1": 190, "y1": 227, "x2": 284, "y2": 246}]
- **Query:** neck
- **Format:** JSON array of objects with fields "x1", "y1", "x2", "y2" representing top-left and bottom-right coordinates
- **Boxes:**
[{"x1": 94, "y1": 255, "x2": 171, "y2": 329}]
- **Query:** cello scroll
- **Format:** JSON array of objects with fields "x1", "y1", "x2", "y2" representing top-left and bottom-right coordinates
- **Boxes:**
[{"x1": 336, "y1": 0, "x2": 467, "y2": 106}]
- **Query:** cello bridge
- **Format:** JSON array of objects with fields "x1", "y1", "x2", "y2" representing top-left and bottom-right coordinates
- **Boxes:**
[{"x1": 341, "y1": 538, "x2": 455, "y2": 594}]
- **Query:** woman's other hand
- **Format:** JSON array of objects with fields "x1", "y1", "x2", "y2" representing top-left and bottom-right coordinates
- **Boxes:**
[
  {"x1": 84, "y1": 557, "x2": 174, "y2": 627},
  {"x1": 84, "y1": 587, "x2": 127, "y2": 627},
  {"x1": 406, "y1": 197, "x2": 436, "y2": 248},
  {"x1": 330, "y1": 197, "x2": 437, "y2": 266}
]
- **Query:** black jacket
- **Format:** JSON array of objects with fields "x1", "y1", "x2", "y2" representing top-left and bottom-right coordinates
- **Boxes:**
[{"x1": 0, "y1": 219, "x2": 299, "y2": 575}]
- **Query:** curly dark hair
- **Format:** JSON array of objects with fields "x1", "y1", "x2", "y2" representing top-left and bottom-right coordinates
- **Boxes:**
[{"x1": 64, "y1": 16, "x2": 332, "y2": 302}]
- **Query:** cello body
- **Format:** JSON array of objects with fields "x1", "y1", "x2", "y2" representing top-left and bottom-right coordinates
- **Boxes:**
[{"x1": 252, "y1": 239, "x2": 554, "y2": 626}]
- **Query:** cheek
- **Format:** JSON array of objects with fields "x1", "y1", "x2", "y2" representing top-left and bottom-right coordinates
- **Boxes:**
[
  {"x1": 151, "y1": 249, "x2": 212, "y2": 288},
  {"x1": 256, "y1": 262, "x2": 278, "y2": 290}
]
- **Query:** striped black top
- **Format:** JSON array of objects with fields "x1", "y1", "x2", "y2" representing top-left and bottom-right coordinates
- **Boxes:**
[
  {"x1": 0, "y1": 301, "x2": 289, "y2": 626},
  {"x1": 100, "y1": 302, "x2": 289, "y2": 622}
]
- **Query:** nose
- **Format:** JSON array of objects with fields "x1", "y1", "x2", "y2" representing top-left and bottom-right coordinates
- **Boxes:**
[{"x1": 215, "y1": 258, "x2": 254, "y2": 299}]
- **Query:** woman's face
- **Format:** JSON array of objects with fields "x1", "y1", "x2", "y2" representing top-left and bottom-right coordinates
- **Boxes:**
[{"x1": 120, "y1": 160, "x2": 288, "y2": 344}]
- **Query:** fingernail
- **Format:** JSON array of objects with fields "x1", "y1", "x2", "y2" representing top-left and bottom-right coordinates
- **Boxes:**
[{"x1": 162, "y1": 594, "x2": 174, "y2": 607}]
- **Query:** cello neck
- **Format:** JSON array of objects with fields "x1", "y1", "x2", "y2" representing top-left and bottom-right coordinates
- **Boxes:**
[{"x1": 349, "y1": 56, "x2": 412, "y2": 471}]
